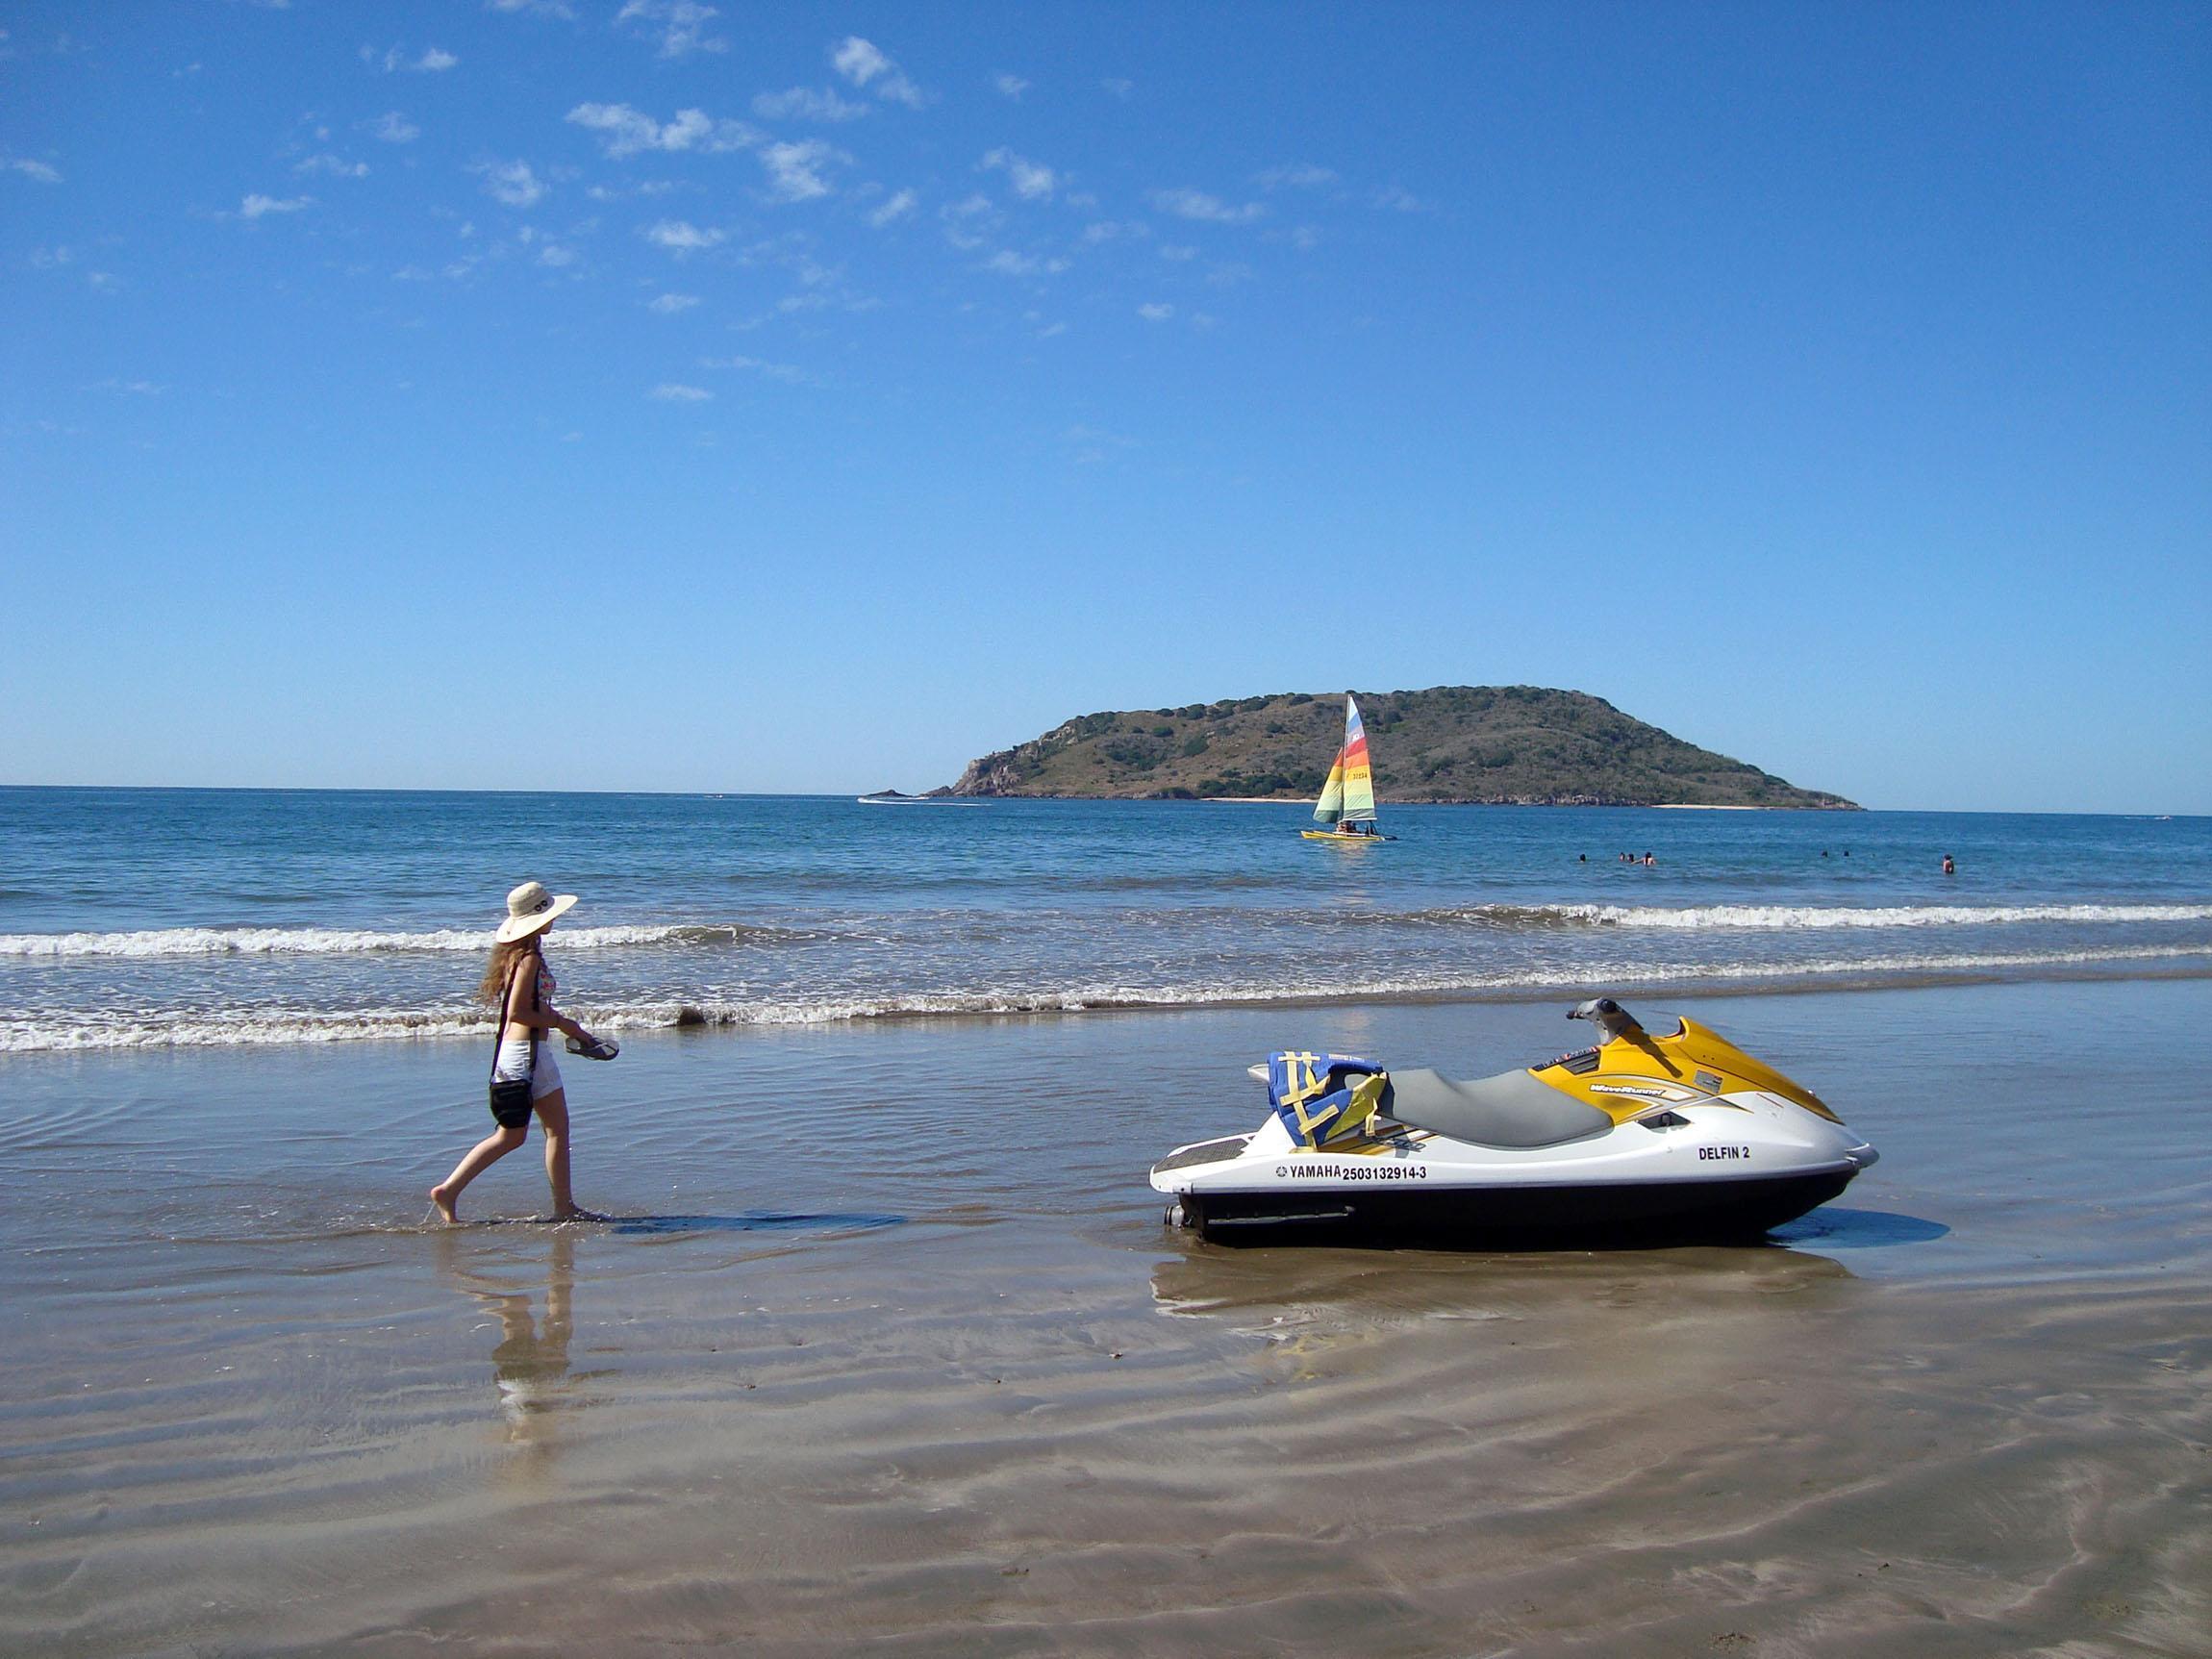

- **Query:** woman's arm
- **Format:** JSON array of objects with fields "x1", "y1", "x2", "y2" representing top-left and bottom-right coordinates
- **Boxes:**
[{"x1": 506, "y1": 961, "x2": 586, "y2": 1042}]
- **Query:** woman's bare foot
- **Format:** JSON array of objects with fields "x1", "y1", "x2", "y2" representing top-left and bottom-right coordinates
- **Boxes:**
[
  {"x1": 549, "y1": 1205, "x2": 607, "y2": 1223},
  {"x1": 430, "y1": 1184, "x2": 460, "y2": 1225}
]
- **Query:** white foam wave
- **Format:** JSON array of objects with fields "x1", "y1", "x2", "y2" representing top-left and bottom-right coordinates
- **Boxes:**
[
  {"x1": 5, "y1": 943, "x2": 2206, "y2": 1052},
  {"x1": 0, "y1": 921, "x2": 788, "y2": 960},
  {"x1": 1445, "y1": 901, "x2": 2212, "y2": 931}
]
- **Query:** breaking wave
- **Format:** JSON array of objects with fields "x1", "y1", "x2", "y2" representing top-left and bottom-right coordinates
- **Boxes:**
[
  {"x1": 0, "y1": 920, "x2": 811, "y2": 960},
  {"x1": 8, "y1": 943, "x2": 2206, "y2": 1052},
  {"x1": 1422, "y1": 901, "x2": 2212, "y2": 931}
]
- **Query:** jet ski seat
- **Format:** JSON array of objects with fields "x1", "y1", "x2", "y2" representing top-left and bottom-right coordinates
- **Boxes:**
[{"x1": 1383, "y1": 1068, "x2": 1614, "y2": 1148}]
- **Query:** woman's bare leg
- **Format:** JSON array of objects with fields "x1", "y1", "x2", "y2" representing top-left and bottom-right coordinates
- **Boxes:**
[
  {"x1": 432, "y1": 1124, "x2": 529, "y2": 1223},
  {"x1": 534, "y1": 1089, "x2": 580, "y2": 1219}
]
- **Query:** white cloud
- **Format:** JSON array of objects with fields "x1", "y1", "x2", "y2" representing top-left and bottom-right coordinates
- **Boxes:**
[
  {"x1": 831, "y1": 37, "x2": 922, "y2": 109},
  {"x1": 239, "y1": 192, "x2": 312, "y2": 218},
  {"x1": 488, "y1": 0, "x2": 576, "y2": 16},
  {"x1": 993, "y1": 74, "x2": 1028, "y2": 100},
  {"x1": 1100, "y1": 78, "x2": 1133, "y2": 99},
  {"x1": 650, "y1": 382, "x2": 713, "y2": 401},
  {"x1": 983, "y1": 249, "x2": 1067, "y2": 278},
  {"x1": 752, "y1": 87, "x2": 868, "y2": 122},
  {"x1": 294, "y1": 153, "x2": 368, "y2": 178},
  {"x1": 759, "y1": 139, "x2": 835, "y2": 202},
  {"x1": 566, "y1": 102, "x2": 754, "y2": 159},
  {"x1": 371, "y1": 112, "x2": 419, "y2": 143},
  {"x1": 645, "y1": 218, "x2": 723, "y2": 252},
  {"x1": 6, "y1": 158, "x2": 63, "y2": 184},
  {"x1": 1256, "y1": 163, "x2": 1337, "y2": 190},
  {"x1": 91, "y1": 377, "x2": 164, "y2": 395},
  {"x1": 867, "y1": 188, "x2": 917, "y2": 227},
  {"x1": 1158, "y1": 243, "x2": 1196, "y2": 261},
  {"x1": 537, "y1": 243, "x2": 577, "y2": 267},
  {"x1": 701, "y1": 354, "x2": 807, "y2": 384},
  {"x1": 1151, "y1": 188, "x2": 1265, "y2": 225},
  {"x1": 1137, "y1": 302, "x2": 1173, "y2": 321},
  {"x1": 648, "y1": 292, "x2": 698, "y2": 313},
  {"x1": 475, "y1": 159, "x2": 545, "y2": 208},
  {"x1": 940, "y1": 191, "x2": 997, "y2": 249},
  {"x1": 365, "y1": 44, "x2": 458, "y2": 73},
  {"x1": 1081, "y1": 220, "x2": 1146, "y2": 243},
  {"x1": 1372, "y1": 184, "x2": 1430, "y2": 213},
  {"x1": 616, "y1": 0, "x2": 725, "y2": 59},
  {"x1": 980, "y1": 147, "x2": 1055, "y2": 202}
]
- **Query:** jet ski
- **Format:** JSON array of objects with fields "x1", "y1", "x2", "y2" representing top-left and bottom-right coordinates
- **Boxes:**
[{"x1": 1149, "y1": 998, "x2": 1877, "y2": 1246}]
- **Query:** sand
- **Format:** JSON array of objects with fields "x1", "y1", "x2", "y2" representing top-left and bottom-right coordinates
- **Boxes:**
[{"x1": 1, "y1": 979, "x2": 2207, "y2": 1656}]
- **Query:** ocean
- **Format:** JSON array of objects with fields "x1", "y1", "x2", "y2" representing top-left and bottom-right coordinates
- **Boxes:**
[
  {"x1": 1, "y1": 787, "x2": 2206, "y2": 1052},
  {"x1": 4, "y1": 788, "x2": 2210, "y2": 1654}
]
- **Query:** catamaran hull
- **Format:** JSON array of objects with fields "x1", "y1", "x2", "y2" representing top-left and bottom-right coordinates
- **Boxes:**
[{"x1": 1179, "y1": 1168, "x2": 1857, "y2": 1246}]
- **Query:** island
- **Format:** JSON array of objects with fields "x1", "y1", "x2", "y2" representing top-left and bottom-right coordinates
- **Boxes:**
[{"x1": 943, "y1": 686, "x2": 1858, "y2": 809}]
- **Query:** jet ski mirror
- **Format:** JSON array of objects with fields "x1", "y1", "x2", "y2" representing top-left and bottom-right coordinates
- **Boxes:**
[{"x1": 1568, "y1": 996, "x2": 1644, "y2": 1043}]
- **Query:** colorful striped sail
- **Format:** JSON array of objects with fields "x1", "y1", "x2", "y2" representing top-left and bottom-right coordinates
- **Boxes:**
[
  {"x1": 1338, "y1": 695, "x2": 1376, "y2": 822},
  {"x1": 1314, "y1": 753, "x2": 1345, "y2": 822}
]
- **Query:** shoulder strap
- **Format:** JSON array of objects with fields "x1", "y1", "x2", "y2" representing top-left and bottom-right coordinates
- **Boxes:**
[{"x1": 488, "y1": 952, "x2": 540, "y2": 1082}]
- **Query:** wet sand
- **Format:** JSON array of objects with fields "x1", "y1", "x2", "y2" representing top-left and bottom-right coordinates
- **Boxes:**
[{"x1": 2, "y1": 979, "x2": 2207, "y2": 1656}]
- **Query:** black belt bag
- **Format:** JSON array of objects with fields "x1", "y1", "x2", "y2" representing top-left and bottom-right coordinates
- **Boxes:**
[{"x1": 487, "y1": 958, "x2": 538, "y2": 1129}]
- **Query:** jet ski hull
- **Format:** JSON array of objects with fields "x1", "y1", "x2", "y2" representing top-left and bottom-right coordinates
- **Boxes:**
[{"x1": 1180, "y1": 1167, "x2": 1857, "y2": 1247}]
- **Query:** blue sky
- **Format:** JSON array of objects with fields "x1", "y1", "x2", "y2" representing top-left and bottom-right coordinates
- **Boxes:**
[{"x1": 2, "y1": 2, "x2": 2205, "y2": 811}]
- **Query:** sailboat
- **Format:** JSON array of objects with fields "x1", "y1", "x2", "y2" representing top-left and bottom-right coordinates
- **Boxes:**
[{"x1": 1301, "y1": 694, "x2": 1395, "y2": 842}]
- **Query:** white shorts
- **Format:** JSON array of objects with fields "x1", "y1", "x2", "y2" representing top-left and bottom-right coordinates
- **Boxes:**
[{"x1": 492, "y1": 1039, "x2": 564, "y2": 1101}]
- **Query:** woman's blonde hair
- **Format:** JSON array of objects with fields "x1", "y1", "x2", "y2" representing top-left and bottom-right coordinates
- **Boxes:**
[{"x1": 477, "y1": 936, "x2": 538, "y2": 1008}]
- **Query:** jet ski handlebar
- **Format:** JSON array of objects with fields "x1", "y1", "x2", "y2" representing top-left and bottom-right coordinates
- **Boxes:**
[{"x1": 1568, "y1": 996, "x2": 1644, "y2": 1043}]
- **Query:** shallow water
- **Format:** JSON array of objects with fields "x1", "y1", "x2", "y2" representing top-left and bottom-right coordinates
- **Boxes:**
[{"x1": 2, "y1": 978, "x2": 2207, "y2": 1655}]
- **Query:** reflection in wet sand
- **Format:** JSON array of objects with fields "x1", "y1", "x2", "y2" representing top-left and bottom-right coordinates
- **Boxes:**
[
  {"x1": 436, "y1": 1229, "x2": 583, "y2": 1480},
  {"x1": 1149, "y1": 1234, "x2": 1858, "y2": 1320}
]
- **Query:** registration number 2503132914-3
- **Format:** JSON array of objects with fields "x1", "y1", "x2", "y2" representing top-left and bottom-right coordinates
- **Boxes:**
[{"x1": 1275, "y1": 1161, "x2": 1429, "y2": 1182}]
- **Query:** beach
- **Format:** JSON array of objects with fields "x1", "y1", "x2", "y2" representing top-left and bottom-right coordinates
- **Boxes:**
[
  {"x1": 13, "y1": 0, "x2": 2207, "y2": 1648},
  {"x1": 4, "y1": 975, "x2": 2207, "y2": 1657}
]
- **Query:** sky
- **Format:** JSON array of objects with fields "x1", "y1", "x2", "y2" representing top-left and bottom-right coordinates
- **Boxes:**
[{"x1": 2, "y1": 2, "x2": 2206, "y2": 812}]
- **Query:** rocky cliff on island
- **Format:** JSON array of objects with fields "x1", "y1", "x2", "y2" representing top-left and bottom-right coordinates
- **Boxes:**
[{"x1": 943, "y1": 686, "x2": 1858, "y2": 809}]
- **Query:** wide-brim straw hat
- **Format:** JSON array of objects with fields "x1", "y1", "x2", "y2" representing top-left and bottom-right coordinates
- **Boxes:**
[{"x1": 495, "y1": 880, "x2": 579, "y2": 943}]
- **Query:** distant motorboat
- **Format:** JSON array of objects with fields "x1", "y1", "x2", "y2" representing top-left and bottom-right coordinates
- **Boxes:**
[{"x1": 1301, "y1": 694, "x2": 1395, "y2": 843}]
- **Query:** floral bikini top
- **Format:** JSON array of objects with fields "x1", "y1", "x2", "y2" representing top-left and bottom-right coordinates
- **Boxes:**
[{"x1": 504, "y1": 955, "x2": 555, "y2": 1036}]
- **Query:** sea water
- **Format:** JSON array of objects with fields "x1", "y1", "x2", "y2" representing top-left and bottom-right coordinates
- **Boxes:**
[
  {"x1": 5, "y1": 790, "x2": 2210, "y2": 1655},
  {"x1": 2, "y1": 787, "x2": 2207, "y2": 1051}
]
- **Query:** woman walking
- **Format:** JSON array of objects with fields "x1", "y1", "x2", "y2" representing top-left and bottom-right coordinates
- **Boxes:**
[{"x1": 432, "y1": 881, "x2": 614, "y2": 1225}]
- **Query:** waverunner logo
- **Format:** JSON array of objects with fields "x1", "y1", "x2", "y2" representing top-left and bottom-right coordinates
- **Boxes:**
[{"x1": 1592, "y1": 1082, "x2": 1695, "y2": 1103}]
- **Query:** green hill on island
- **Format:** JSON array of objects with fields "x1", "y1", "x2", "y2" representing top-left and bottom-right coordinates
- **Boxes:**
[{"x1": 943, "y1": 687, "x2": 1858, "y2": 809}]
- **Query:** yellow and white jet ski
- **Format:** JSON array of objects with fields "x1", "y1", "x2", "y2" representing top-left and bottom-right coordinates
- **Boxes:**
[{"x1": 1150, "y1": 998, "x2": 1877, "y2": 1245}]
